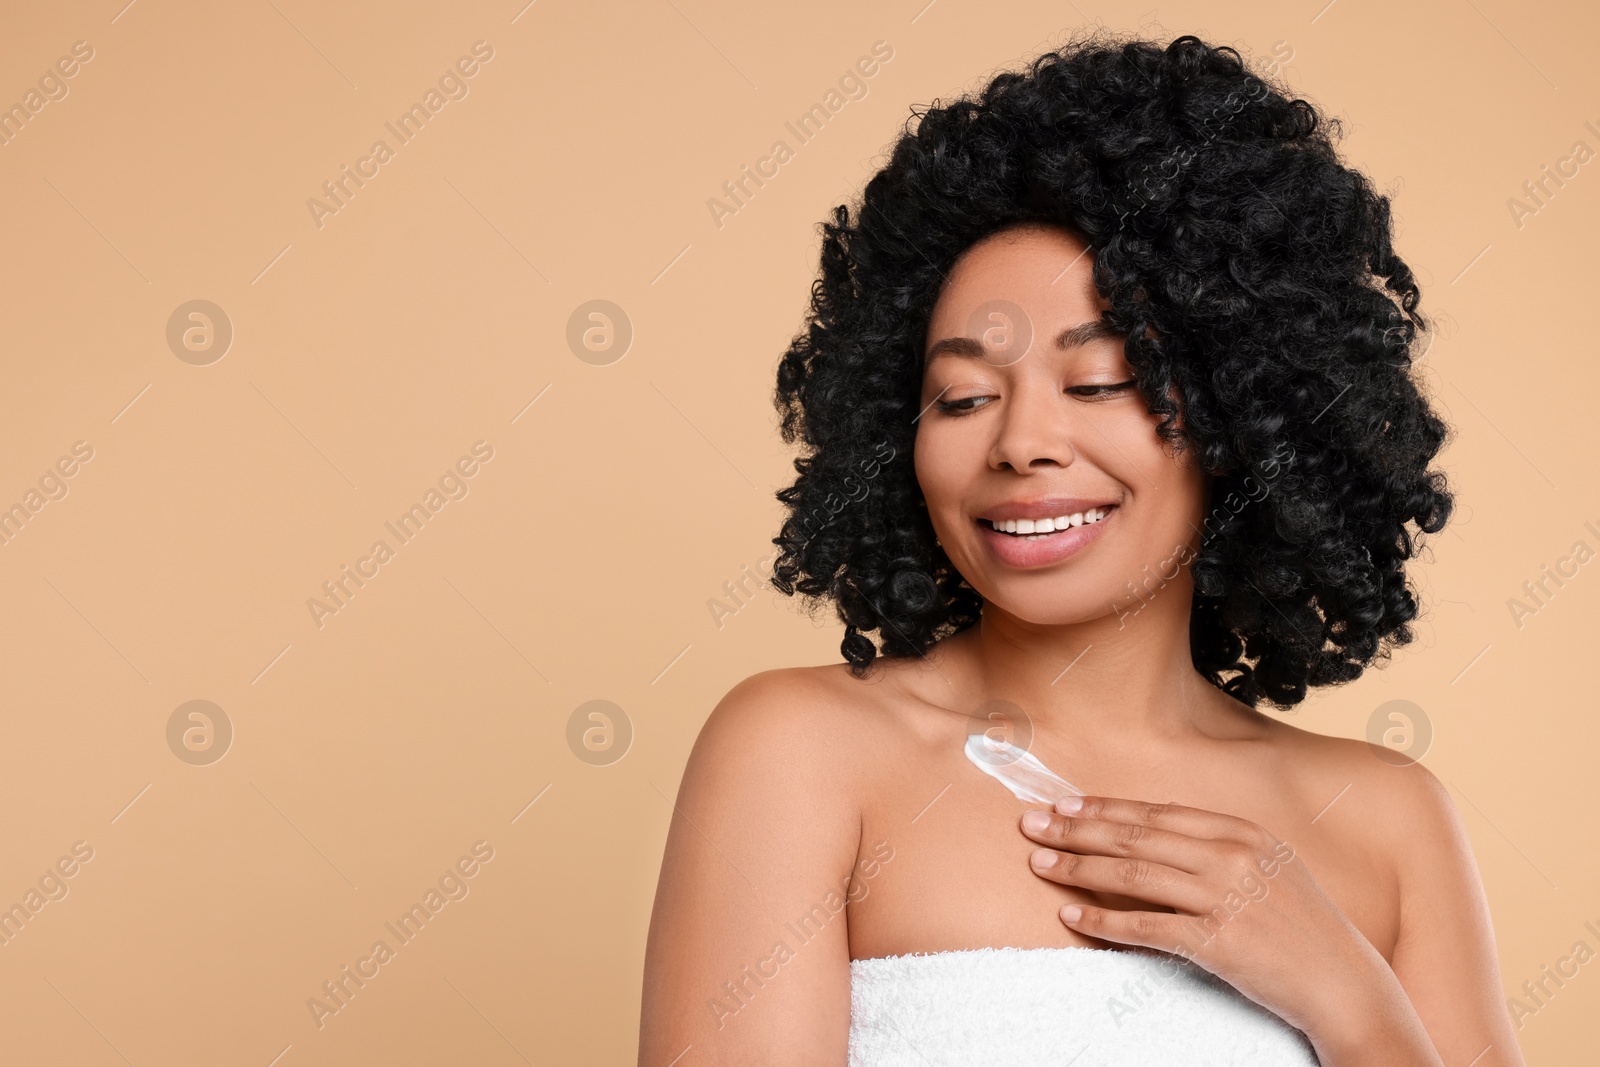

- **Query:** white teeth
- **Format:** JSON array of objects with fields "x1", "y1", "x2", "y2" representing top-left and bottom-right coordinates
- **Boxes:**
[{"x1": 989, "y1": 507, "x2": 1113, "y2": 537}]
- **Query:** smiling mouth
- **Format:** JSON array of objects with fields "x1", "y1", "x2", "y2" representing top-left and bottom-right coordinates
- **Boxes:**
[{"x1": 981, "y1": 505, "x2": 1116, "y2": 540}]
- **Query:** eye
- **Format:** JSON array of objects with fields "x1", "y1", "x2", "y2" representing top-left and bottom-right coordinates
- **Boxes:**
[
  {"x1": 1066, "y1": 379, "x2": 1138, "y2": 400},
  {"x1": 935, "y1": 395, "x2": 993, "y2": 416},
  {"x1": 932, "y1": 378, "x2": 1138, "y2": 416}
]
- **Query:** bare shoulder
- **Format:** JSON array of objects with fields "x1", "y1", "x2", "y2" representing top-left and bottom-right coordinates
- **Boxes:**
[
  {"x1": 691, "y1": 663, "x2": 884, "y2": 768},
  {"x1": 1255, "y1": 712, "x2": 1462, "y2": 870},
  {"x1": 701, "y1": 662, "x2": 869, "y2": 732},
  {"x1": 677, "y1": 663, "x2": 893, "y2": 825}
]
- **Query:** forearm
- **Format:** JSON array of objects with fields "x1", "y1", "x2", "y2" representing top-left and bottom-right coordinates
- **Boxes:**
[{"x1": 1302, "y1": 955, "x2": 1445, "y2": 1067}]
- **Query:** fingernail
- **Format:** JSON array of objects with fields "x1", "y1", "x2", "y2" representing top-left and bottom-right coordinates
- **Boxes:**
[
  {"x1": 1031, "y1": 848, "x2": 1057, "y2": 868},
  {"x1": 1060, "y1": 904, "x2": 1082, "y2": 922},
  {"x1": 1021, "y1": 810, "x2": 1050, "y2": 832},
  {"x1": 1056, "y1": 795, "x2": 1083, "y2": 814}
]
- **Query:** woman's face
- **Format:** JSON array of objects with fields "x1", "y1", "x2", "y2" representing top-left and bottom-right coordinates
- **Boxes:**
[{"x1": 914, "y1": 223, "x2": 1209, "y2": 627}]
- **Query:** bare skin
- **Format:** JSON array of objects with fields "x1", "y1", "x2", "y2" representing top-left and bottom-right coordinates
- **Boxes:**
[{"x1": 638, "y1": 224, "x2": 1524, "y2": 1067}]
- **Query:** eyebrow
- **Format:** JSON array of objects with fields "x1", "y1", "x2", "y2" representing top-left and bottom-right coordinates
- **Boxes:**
[{"x1": 924, "y1": 319, "x2": 1123, "y2": 362}]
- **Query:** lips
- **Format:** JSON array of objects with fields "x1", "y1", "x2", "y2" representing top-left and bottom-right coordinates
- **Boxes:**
[
  {"x1": 973, "y1": 502, "x2": 1118, "y2": 568},
  {"x1": 984, "y1": 506, "x2": 1112, "y2": 536},
  {"x1": 977, "y1": 497, "x2": 1121, "y2": 524}
]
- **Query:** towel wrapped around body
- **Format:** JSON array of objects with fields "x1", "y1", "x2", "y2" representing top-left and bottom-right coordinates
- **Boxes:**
[{"x1": 848, "y1": 944, "x2": 1320, "y2": 1066}]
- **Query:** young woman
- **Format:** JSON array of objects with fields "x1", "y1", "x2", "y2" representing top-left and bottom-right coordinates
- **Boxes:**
[{"x1": 639, "y1": 31, "x2": 1525, "y2": 1067}]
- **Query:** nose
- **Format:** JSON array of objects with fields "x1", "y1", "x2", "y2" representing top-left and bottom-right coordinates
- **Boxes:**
[{"x1": 988, "y1": 377, "x2": 1078, "y2": 473}]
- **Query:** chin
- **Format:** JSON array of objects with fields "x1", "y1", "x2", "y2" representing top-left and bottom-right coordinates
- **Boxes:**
[{"x1": 981, "y1": 587, "x2": 1124, "y2": 628}]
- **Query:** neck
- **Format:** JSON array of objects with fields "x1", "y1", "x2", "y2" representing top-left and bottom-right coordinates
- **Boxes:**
[{"x1": 940, "y1": 575, "x2": 1232, "y2": 742}]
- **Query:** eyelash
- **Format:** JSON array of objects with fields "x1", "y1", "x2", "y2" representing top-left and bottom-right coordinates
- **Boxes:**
[{"x1": 935, "y1": 379, "x2": 1139, "y2": 416}]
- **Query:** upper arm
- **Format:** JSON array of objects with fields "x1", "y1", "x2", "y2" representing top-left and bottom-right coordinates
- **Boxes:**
[
  {"x1": 639, "y1": 669, "x2": 862, "y2": 1067},
  {"x1": 1386, "y1": 759, "x2": 1527, "y2": 1066}
]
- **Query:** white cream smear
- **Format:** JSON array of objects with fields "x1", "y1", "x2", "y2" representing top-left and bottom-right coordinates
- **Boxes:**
[{"x1": 964, "y1": 734, "x2": 1083, "y2": 804}]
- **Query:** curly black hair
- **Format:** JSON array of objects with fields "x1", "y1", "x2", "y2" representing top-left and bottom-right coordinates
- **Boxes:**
[{"x1": 769, "y1": 29, "x2": 1452, "y2": 710}]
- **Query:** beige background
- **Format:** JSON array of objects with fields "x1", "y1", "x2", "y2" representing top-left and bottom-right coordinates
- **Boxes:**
[{"x1": 0, "y1": 0, "x2": 1593, "y2": 1063}]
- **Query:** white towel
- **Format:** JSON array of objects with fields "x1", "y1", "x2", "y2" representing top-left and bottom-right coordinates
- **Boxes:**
[{"x1": 849, "y1": 945, "x2": 1319, "y2": 1066}]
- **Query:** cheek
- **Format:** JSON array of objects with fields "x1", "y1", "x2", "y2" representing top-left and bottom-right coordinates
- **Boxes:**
[
  {"x1": 913, "y1": 426, "x2": 981, "y2": 548},
  {"x1": 1097, "y1": 411, "x2": 1206, "y2": 542},
  {"x1": 1142, "y1": 450, "x2": 1208, "y2": 553},
  {"x1": 912, "y1": 426, "x2": 957, "y2": 509}
]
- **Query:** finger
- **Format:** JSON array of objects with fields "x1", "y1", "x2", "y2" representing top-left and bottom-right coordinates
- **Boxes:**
[
  {"x1": 1030, "y1": 848, "x2": 1211, "y2": 912},
  {"x1": 1020, "y1": 808, "x2": 1214, "y2": 874},
  {"x1": 1056, "y1": 795, "x2": 1277, "y2": 849},
  {"x1": 1059, "y1": 902, "x2": 1200, "y2": 957}
]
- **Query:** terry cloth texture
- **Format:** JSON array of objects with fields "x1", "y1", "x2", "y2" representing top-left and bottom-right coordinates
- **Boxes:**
[{"x1": 848, "y1": 945, "x2": 1320, "y2": 1066}]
